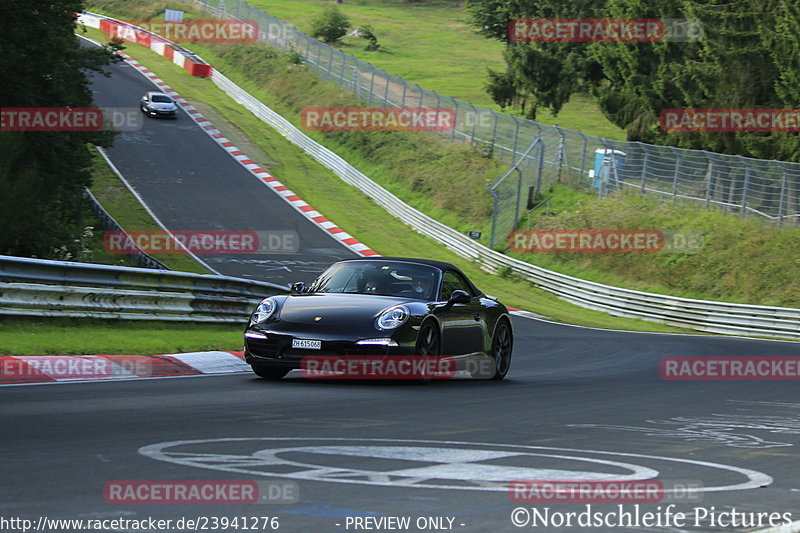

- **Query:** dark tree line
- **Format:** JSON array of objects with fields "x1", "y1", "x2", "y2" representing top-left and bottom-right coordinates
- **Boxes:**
[
  {"x1": 467, "y1": 0, "x2": 800, "y2": 161},
  {"x1": 0, "y1": 0, "x2": 120, "y2": 257}
]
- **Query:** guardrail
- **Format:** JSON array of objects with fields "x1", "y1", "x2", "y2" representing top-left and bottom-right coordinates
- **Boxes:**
[
  {"x1": 0, "y1": 255, "x2": 286, "y2": 322},
  {"x1": 208, "y1": 72, "x2": 800, "y2": 340}
]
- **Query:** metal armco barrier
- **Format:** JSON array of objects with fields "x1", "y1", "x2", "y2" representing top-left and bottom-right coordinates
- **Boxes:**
[{"x1": 0, "y1": 256, "x2": 286, "y2": 322}]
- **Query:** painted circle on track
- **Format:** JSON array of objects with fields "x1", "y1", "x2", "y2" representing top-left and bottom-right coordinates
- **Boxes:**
[{"x1": 139, "y1": 438, "x2": 771, "y2": 494}]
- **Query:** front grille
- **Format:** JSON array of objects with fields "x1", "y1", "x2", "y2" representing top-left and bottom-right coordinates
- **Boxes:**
[{"x1": 246, "y1": 334, "x2": 389, "y2": 362}]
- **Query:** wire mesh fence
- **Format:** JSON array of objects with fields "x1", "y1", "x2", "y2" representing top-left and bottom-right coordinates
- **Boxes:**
[{"x1": 191, "y1": 0, "x2": 800, "y2": 246}]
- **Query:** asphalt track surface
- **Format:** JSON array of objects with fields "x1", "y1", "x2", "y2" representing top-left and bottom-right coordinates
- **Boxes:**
[
  {"x1": 3, "y1": 320, "x2": 800, "y2": 532},
  {"x1": 3, "y1": 39, "x2": 798, "y2": 533},
  {"x1": 83, "y1": 41, "x2": 356, "y2": 286}
]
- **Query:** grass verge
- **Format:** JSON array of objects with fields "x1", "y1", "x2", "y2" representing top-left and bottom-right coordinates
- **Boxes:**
[
  {"x1": 88, "y1": 147, "x2": 211, "y2": 274},
  {"x1": 0, "y1": 317, "x2": 243, "y2": 355},
  {"x1": 521, "y1": 186, "x2": 800, "y2": 307}
]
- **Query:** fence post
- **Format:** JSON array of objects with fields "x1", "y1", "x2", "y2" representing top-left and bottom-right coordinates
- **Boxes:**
[
  {"x1": 510, "y1": 116, "x2": 522, "y2": 165},
  {"x1": 641, "y1": 145, "x2": 649, "y2": 193},
  {"x1": 667, "y1": 160, "x2": 680, "y2": 205},
  {"x1": 451, "y1": 97, "x2": 460, "y2": 141},
  {"x1": 468, "y1": 103, "x2": 479, "y2": 144},
  {"x1": 514, "y1": 167, "x2": 523, "y2": 231},
  {"x1": 382, "y1": 72, "x2": 391, "y2": 105},
  {"x1": 367, "y1": 69, "x2": 376, "y2": 105},
  {"x1": 315, "y1": 41, "x2": 323, "y2": 69},
  {"x1": 417, "y1": 84, "x2": 424, "y2": 108},
  {"x1": 554, "y1": 125, "x2": 565, "y2": 183},
  {"x1": 326, "y1": 46, "x2": 334, "y2": 79},
  {"x1": 352, "y1": 58, "x2": 361, "y2": 97},
  {"x1": 535, "y1": 138, "x2": 545, "y2": 199},
  {"x1": 488, "y1": 186, "x2": 500, "y2": 249},
  {"x1": 598, "y1": 139, "x2": 611, "y2": 199},
  {"x1": 777, "y1": 165, "x2": 787, "y2": 227},
  {"x1": 490, "y1": 111, "x2": 498, "y2": 157},
  {"x1": 400, "y1": 82, "x2": 407, "y2": 108},
  {"x1": 339, "y1": 49, "x2": 347, "y2": 85},
  {"x1": 705, "y1": 153, "x2": 713, "y2": 207},
  {"x1": 578, "y1": 130, "x2": 588, "y2": 185},
  {"x1": 740, "y1": 155, "x2": 750, "y2": 217}
]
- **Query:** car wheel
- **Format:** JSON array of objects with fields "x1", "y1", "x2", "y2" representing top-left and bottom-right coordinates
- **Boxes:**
[
  {"x1": 251, "y1": 365, "x2": 290, "y2": 380},
  {"x1": 488, "y1": 319, "x2": 513, "y2": 380},
  {"x1": 413, "y1": 320, "x2": 441, "y2": 381},
  {"x1": 415, "y1": 321, "x2": 440, "y2": 356}
]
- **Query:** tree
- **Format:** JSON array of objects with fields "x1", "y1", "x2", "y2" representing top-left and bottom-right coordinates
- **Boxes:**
[
  {"x1": 0, "y1": 0, "x2": 121, "y2": 257},
  {"x1": 311, "y1": 6, "x2": 351, "y2": 44},
  {"x1": 359, "y1": 24, "x2": 381, "y2": 51},
  {"x1": 466, "y1": 0, "x2": 800, "y2": 161}
]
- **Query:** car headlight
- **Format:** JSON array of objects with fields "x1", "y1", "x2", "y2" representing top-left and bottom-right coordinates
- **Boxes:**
[
  {"x1": 376, "y1": 305, "x2": 409, "y2": 330},
  {"x1": 251, "y1": 297, "x2": 277, "y2": 325}
]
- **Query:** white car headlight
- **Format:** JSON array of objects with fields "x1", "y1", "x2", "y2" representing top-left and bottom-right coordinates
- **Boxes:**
[
  {"x1": 251, "y1": 297, "x2": 277, "y2": 325},
  {"x1": 376, "y1": 305, "x2": 409, "y2": 330}
]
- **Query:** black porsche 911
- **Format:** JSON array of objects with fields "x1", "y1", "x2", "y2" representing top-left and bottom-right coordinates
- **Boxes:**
[{"x1": 243, "y1": 257, "x2": 513, "y2": 380}]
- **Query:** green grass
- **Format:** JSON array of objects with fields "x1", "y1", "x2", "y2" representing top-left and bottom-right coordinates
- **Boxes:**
[
  {"x1": 76, "y1": 24, "x2": 689, "y2": 334},
  {"x1": 518, "y1": 186, "x2": 800, "y2": 307},
  {"x1": 86, "y1": 0, "x2": 626, "y2": 140},
  {"x1": 88, "y1": 147, "x2": 211, "y2": 274},
  {"x1": 246, "y1": 0, "x2": 626, "y2": 139},
  {"x1": 0, "y1": 317, "x2": 244, "y2": 355}
]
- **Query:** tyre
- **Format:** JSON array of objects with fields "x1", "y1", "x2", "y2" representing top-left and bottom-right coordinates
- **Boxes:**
[
  {"x1": 482, "y1": 319, "x2": 512, "y2": 380},
  {"x1": 415, "y1": 320, "x2": 441, "y2": 356},
  {"x1": 414, "y1": 320, "x2": 441, "y2": 381},
  {"x1": 251, "y1": 365, "x2": 290, "y2": 380}
]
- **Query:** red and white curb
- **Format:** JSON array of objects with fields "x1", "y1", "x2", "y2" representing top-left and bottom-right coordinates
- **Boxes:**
[
  {"x1": 79, "y1": 12, "x2": 212, "y2": 77},
  {"x1": 0, "y1": 351, "x2": 251, "y2": 385}
]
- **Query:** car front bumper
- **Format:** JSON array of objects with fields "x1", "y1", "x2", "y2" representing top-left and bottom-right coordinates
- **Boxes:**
[
  {"x1": 145, "y1": 107, "x2": 177, "y2": 117},
  {"x1": 243, "y1": 325, "x2": 418, "y2": 367}
]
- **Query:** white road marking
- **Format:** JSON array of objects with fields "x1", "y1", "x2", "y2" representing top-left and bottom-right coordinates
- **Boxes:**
[{"x1": 139, "y1": 437, "x2": 772, "y2": 494}]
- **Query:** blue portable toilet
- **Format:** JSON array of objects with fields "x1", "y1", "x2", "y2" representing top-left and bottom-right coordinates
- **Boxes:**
[{"x1": 589, "y1": 149, "x2": 626, "y2": 190}]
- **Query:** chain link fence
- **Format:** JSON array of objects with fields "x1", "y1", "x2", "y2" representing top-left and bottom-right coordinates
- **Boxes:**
[{"x1": 192, "y1": 0, "x2": 800, "y2": 247}]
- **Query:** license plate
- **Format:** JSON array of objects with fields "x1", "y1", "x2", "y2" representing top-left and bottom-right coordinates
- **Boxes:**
[{"x1": 292, "y1": 339, "x2": 322, "y2": 350}]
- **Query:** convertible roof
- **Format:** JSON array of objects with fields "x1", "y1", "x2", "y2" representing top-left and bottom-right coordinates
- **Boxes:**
[{"x1": 337, "y1": 257, "x2": 483, "y2": 295}]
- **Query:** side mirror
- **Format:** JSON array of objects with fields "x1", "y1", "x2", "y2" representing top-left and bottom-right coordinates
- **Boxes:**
[
  {"x1": 290, "y1": 281, "x2": 305, "y2": 295},
  {"x1": 449, "y1": 290, "x2": 470, "y2": 304}
]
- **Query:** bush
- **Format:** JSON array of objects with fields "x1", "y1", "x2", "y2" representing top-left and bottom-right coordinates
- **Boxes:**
[
  {"x1": 310, "y1": 6, "x2": 351, "y2": 44},
  {"x1": 359, "y1": 24, "x2": 380, "y2": 51}
]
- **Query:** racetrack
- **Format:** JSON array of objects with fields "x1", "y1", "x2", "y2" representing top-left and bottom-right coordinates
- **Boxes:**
[
  {"x1": 3, "y1": 316, "x2": 799, "y2": 532},
  {"x1": 2, "y1": 37, "x2": 797, "y2": 533}
]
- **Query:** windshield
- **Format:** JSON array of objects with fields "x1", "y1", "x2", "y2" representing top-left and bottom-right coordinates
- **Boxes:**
[
  {"x1": 309, "y1": 261, "x2": 439, "y2": 300},
  {"x1": 151, "y1": 94, "x2": 173, "y2": 103}
]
